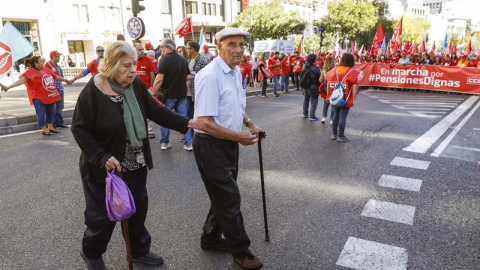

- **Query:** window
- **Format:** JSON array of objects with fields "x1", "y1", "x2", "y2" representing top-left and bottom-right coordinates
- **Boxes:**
[
  {"x1": 212, "y1": 4, "x2": 216, "y2": 16},
  {"x1": 72, "y1": 4, "x2": 89, "y2": 23},
  {"x1": 162, "y1": 0, "x2": 170, "y2": 14},
  {"x1": 110, "y1": 7, "x2": 121, "y2": 25},
  {"x1": 164, "y1": 29, "x2": 171, "y2": 39},
  {"x1": 220, "y1": 4, "x2": 224, "y2": 17},
  {"x1": 185, "y1": 1, "x2": 198, "y2": 14},
  {"x1": 202, "y1": 3, "x2": 207, "y2": 15},
  {"x1": 99, "y1": 6, "x2": 106, "y2": 23},
  {"x1": 207, "y1": 4, "x2": 211, "y2": 15}
]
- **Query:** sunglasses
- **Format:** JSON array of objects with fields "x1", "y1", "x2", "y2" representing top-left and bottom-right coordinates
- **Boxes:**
[{"x1": 97, "y1": 50, "x2": 105, "y2": 52}]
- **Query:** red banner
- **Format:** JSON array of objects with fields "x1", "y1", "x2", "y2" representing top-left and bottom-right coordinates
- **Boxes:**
[{"x1": 355, "y1": 64, "x2": 480, "y2": 94}]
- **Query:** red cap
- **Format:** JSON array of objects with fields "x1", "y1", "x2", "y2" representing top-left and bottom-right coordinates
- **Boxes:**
[
  {"x1": 50, "y1": 50, "x2": 62, "y2": 59},
  {"x1": 203, "y1": 45, "x2": 209, "y2": 50},
  {"x1": 246, "y1": 55, "x2": 251, "y2": 59},
  {"x1": 145, "y1": 42, "x2": 153, "y2": 50}
]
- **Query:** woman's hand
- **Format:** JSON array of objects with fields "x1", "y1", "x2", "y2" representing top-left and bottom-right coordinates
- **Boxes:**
[
  {"x1": 105, "y1": 156, "x2": 122, "y2": 172},
  {"x1": 187, "y1": 119, "x2": 197, "y2": 129}
]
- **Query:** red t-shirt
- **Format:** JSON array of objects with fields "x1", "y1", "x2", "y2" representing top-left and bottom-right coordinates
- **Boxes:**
[
  {"x1": 87, "y1": 59, "x2": 100, "y2": 75},
  {"x1": 280, "y1": 59, "x2": 289, "y2": 75},
  {"x1": 21, "y1": 68, "x2": 62, "y2": 105},
  {"x1": 268, "y1": 57, "x2": 281, "y2": 76},
  {"x1": 239, "y1": 63, "x2": 252, "y2": 79},
  {"x1": 325, "y1": 66, "x2": 359, "y2": 108},
  {"x1": 293, "y1": 57, "x2": 304, "y2": 73},
  {"x1": 136, "y1": 56, "x2": 156, "y2": 88},
  {"x1": 474, "y1": 58, "x2": 480, "y2": 67}
]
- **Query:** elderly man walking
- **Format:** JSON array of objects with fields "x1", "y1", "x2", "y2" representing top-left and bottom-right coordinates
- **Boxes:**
[
  {"x1": 193, "y1": 28, "x2": 265, "y2": 270},
  {"x1": 152, "y1": 39, "x2": 191, "y2": 150}
]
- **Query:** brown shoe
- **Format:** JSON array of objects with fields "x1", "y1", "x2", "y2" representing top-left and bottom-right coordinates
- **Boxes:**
[{"x1": 233, "y1": 253, "x2": 263, "y2": 270}]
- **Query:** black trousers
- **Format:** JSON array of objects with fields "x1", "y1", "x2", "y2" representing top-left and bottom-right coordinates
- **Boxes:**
[
  {"x1": 193, "y1": 135, "x2": 251, "y2": 256},
  {"x1": 253, "y1": 69, "x2": 259, "y2": 82},
  {"x1": 81, "y1": 166, "x2": 151, "y2": 258}
]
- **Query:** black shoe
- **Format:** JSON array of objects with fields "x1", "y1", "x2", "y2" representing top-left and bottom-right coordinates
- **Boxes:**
[
  {"x1": 56, "y1": 124, "x2": 69, "y2": 128},
  {"x1": 132, "y1": 251, "x2": 164, "y2": 266},
  {"x1": 201, "y1": 238, "x2": 229, "y2": 252},
  {"x1": 81, "y1": 252, "x2": 106, "y2": 270}
]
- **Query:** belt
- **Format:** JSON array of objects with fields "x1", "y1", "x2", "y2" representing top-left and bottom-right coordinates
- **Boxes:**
[{"x1": 195, "y1": 132, "x2": 216, "y2": 139}]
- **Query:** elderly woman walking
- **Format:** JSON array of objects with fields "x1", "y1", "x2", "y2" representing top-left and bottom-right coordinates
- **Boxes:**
[{"x1": 71, "y1": 41, "x2": 196, "y2": 270}]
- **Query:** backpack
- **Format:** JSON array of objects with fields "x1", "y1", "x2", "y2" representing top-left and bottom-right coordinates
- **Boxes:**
[
  {"x1": 329, "y1": 68, "x2": 354, "y2": 107},
  {"x1": 299, "y1": 68, "x2": 311, "y2": 89}
]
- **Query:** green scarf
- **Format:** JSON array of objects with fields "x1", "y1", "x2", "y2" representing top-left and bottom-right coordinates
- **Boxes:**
[{"x1": 108, "y1": 79, "x2": 147, "y2": 147}]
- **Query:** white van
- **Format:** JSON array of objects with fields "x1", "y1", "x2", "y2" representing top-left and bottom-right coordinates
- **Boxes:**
[{"x1": 253, "y1": 40, "x2": 295, "y2": 58}]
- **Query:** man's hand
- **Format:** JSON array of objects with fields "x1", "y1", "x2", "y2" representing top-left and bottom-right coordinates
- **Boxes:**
[
  {"x1": 187, "y1": 119, "x2": 197, "y2": 129},
  {"x1": 237, "y1": 131, "x2": 258, "y2": 146},
  {"x1": 248, "y1": 124, "x2": 264, "y2": 142}
]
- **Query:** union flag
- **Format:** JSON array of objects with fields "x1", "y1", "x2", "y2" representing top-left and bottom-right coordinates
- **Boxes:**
[{"x1": 175, "y1": 17, "x2": 193, "y2": 38}]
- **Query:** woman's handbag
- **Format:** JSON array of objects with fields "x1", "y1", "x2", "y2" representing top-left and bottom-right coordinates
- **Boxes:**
[
  {"x1": 319, "y1": 82, "x2": 326, "y2": 98},
  {"x1": 105, "y1": 169, "x2": 136, "y2": 222},
  {"x1": 263, "y1": 69, "x2": 274, "y2": 80}
]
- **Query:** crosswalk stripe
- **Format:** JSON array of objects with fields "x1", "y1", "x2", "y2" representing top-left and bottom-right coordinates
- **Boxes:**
[
  {"x1": 403, "y1": 96, "x2": 479, "y2": 153},
  {"x1": 390, "y1": 157, "x2": 430, "y2": 170},
  {"x1": 378, "y1": 175, "x2": 422, "y2": 192},
  {"x1": 337, "y1": 237, "x2": 408, "y2": 270},
  {"x1": 361, "y1": 199, "x2": 416, "y2": 225}
]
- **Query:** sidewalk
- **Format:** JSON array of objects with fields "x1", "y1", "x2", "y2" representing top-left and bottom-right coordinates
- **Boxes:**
[{"x1": 0, "y1": 81, "x2": 294, "y2": 135}]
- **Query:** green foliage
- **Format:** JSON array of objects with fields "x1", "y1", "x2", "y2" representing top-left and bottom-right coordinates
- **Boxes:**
[
  {"x1": 231, "y1": 0, "x2": 306, "y2": 49},
  {"x1": 317, "y1": 0, "x2": 395, "y2": 50},
  {"x1": 398, "y1": 16, "x2": 431, "y2": 44}
]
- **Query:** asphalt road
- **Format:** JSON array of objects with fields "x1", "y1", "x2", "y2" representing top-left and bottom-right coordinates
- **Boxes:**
[{"x1": 0, "y1": 89, "x2": 478, "y2": 270}]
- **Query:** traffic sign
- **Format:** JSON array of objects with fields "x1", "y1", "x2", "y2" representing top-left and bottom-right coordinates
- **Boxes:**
[{"x1": 127, "y1": 17, "x2": 145, "y2": 40}]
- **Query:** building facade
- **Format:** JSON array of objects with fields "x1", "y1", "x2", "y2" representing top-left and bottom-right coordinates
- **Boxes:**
[{"x1": 0, "y1": 0, "x2": 240, "y2": 69}]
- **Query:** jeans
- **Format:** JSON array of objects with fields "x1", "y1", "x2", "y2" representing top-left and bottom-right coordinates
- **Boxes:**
[
  {"x1": 332, "y1": 106, "x2": 351, "y2": 137},
  {"x1": 261, "y1": 78, "x2": 267, "y2": 96},
  {"x1": 280, "y1": 75, "x2": 289, "y2": 92},
  {"x1": 253, "y1": 69, "x2": 258, "y2": 82},
  {"x1": 54, "y1": 90, "x2": 64, "y2": 127},
  {"x1": 32, "y1": 99, "x2": 55, "y2": 128},
  {"x1": 294, "y1": 72, "x2": 301, "y2": 90},
  {"x1": 322, "y1": 99, "x2": 334, "y2": 119},
  {"x1": 272, "y1": 75, "x2": 279, "y2": 94},
  {"x1": 303, "y1": 89, "x2": 318, "y2": 118},
  {"x1": 184, "y1": 96, "x2": 194, "y2": 146},
  {"x1": 160, "y1": 97, "x2": 188, "y2": 144},
  {"x1": 242, "y1": 77, "x2": 248, "y2": 90}
]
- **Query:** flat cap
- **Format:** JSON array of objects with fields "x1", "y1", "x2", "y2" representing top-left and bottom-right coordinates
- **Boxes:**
[{"x1": 215, "y1": 27, "x2": 249, "y2": 42}]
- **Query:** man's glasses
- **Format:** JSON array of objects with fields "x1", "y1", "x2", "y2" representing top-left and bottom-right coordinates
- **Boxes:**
[{"x1": 97, "y1": 50, "x2": 105, "y2": 52}]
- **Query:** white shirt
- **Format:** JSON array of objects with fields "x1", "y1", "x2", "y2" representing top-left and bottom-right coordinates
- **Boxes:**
[
  {"x1": 251, "y1": 59, "x2": 259, "y2": 70},
  {"x1": 194, "y1": 55, "x2": 246, "y2": 134}
]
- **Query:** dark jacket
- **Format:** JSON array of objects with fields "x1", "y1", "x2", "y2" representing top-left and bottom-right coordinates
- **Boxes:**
[{"x1": 71, "y1": 76, "x2": 190, "y2": 183}]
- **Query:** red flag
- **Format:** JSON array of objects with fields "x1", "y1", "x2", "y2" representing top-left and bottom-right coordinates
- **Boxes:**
[
  {"x1": 403, "y1": 42, "x2": 411, "y2": 55},
  {"x1": 421, "y1": 40, "x2": 426, "y2": 54},
  {"x1": 410, "y1": 42, "x2": 418, "y2": 55},
  {"x1": 466, "y1": 40, "x2": 472, "y2": 55},
  {"x1": 0, "y1": 42, "x2": 13, "y2": 79},
  {"x1": 430, "y1": 41, "x2": 436, "y2": 58},
  {"x1": 370, "y1": 23, "x2": 384, "y2": 56},
  {"x1": 390, "y1": 17, "x2": 403, "y2": 52},
  {"x1": 447, "y1": 40, "x2": 453, "y2": 54},
  {"x1": 175, "y1": 17, "x2": 192, "y2": 38}
]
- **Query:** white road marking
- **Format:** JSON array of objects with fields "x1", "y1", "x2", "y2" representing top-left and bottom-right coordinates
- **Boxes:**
[
  {"x1": 337, "y1": 237, "x2": 408, "y2": 270},
  {"x1": 431, "y1": 100, "x2": 480, "y2": 157},
  {"x1": 361, "y1": 199, "x2": 416, "y2": 225},
  {"x1": 378, "y1": 175, "x2": 422, "y2": 192},
  {"x1": 390, "y1": 157, "x2": 430, "y2": 170},
  {"x1": 403, "y1": 96, "x2": 479, "y2": 153},
  {"x1": 473, "y1": 128, "x2": 480, "y2": 131},
  {"x1": 380, "y1": 101, "x2": 460, "y2": 105},
  {"x1": 406, "y1": 112, "x2": 441, "y2": 118},
  {"x1": 451, "y1": 145, "x2": 480, "y2": 153},
  {"x1": 0, "y1": 130, "x2": 41, "y2": 138}
]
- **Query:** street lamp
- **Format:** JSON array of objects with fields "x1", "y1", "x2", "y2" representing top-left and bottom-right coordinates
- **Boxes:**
[{"x1": 319, "y1": 25, "x2": 325, "y2": 52}]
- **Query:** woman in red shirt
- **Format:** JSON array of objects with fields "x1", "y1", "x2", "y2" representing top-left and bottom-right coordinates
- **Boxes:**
[
  {"x1": 326, "y1": 53, "x2": 359, "y2": 142},
  {"x1": 279, "y1": 53, "x2": 290, "y2": 93},
  {"x1": 1, "y1": 56, "x2": 68, "y2": 135},
  {"x1": 239, "y1": 56, "x2": 252, "y2": 90},
  {"x1": 258, "y1": 53, "x2": 269, "y2": 97}
]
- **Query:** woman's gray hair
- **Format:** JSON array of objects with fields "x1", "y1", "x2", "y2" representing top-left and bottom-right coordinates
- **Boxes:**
[
  {"x1": 162, "y1": 39, "x2": 176, "y2": 50},
  {"x1": 146, "y1": 50, "x2": 155, "y2": 57},
  {"x1": 100, "y1": 41, "x2": 137, "y2": 80}
]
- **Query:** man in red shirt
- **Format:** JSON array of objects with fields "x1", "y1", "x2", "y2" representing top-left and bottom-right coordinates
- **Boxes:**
[
  {"x1": 135, "y1": 43, "x2": 156, "y2": 138},
  {"x1": 292, "y1": 51, "x2": 304, "y2": 91},
  {"x1": 279, "y1": 53, "x2": 290, "y2": 93},
  {"x1": 268, "y1": 52, "x2": 281, "y2": 97},
  {"x1": 72, "y1": 45, "x2": 105, "y2": 82}
]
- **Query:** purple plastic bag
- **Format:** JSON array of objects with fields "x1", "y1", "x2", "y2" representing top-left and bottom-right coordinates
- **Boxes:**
[{"x1": 105, "y1": 169, "x2": 136, "y2": 222}]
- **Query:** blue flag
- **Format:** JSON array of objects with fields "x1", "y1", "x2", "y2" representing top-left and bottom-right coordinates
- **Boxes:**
[
  {"x1": 382, "y1": 37, "x2": 387, "y2": 55},
  {"x1": 442, "y1": 31, "x2": 448, "y2": 50},
  {"x1": 0, "y1": 21, "x2": 35, "y2": 62}
]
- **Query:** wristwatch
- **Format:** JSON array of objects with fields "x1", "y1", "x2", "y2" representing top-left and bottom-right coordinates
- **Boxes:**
[{"x1": 244, "y1": 118, "x2": 251, "y2": 127}]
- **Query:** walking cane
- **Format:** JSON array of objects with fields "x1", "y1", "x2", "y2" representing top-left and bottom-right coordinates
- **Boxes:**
[
  {"x1": 257, "y1": 131, "x2": 270, "y2": 241},
  {"x1": 121, "y1": 220, "x2": 133, "y2": 270}
]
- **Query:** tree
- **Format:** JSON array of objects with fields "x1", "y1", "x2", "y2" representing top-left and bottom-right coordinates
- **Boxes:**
[
  {"x1": 231, "y1": 0, "x2": 306, "y2": 49},
  {"x1": 398, "y1": 16, "x2": 431, "y2": 44},
  {"x1": 317, "y1": 0, "x2": 395, "y2": 52}
]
